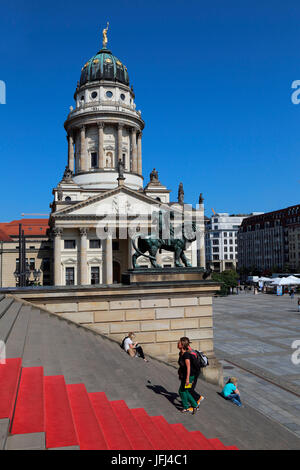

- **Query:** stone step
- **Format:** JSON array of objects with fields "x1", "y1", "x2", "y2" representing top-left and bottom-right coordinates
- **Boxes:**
[
  {"x1": 5, "y1": 305, "x2": 32, "y2": 359},
  {"x1": 0, "y1": 297, "x2": 15, "y2": 321},
  {"x1": 0, "y1": 301, "x2": 21, "y2": 343}
]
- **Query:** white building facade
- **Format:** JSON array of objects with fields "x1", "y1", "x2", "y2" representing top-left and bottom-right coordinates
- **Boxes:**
[{"x1": 205, "y1": 213, "x2": 260, "y2": 272}]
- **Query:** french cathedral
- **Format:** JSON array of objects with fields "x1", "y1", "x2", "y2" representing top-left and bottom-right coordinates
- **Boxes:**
[{"x1": 49, "y1": 27, "x2": 206, "y2": 286}]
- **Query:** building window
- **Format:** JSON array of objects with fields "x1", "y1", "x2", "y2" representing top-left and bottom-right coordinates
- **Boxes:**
[
  {"x1": 120, "y1": 93, "x2": 125, "y2": 101},
  {"x1": 91, "y1": 91, "x2": 98, "y2": 99},
  {"x1": 213, "y1": 240, "x2": 219, "y2": 245},
  {"x1": 91, "y1": 152, "x2": 98, "y2": 168},
  {"x1": 65, "y1": 196, "x2": 71, "y2": 202},
  {"x1": 91, "y1": 267, "x2": 100, "y2": 285},
  {"x1": 106, "y1": 91, "x2": 113, "y2": 98},
  {"x1": 90, "y1": 239, "x2": 101, "y2": 249},
  {"x1": 224, "y1": 240, "x2": 227, "y2": 245},
  {"x1": 66, "y1": 267, "x2": 75, "y2": 286},
  {"x1": 213, "y1": 247, "x2": 219, "y2": 253},
  {"x1": 64, "y1": 240, "x2": 76, "y2": 249},
  {"x1": 164, "y1": 264, "x2": 172, "y2": 268}
]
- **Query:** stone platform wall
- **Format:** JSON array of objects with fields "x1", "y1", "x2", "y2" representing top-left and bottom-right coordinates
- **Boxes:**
[{"x1": 9, "y1": 282, "x2": 223, "y2": 386}]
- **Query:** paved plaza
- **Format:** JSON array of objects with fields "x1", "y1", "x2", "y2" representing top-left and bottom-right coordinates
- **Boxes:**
[{"x1": 213, "y1": 292, "x2": 300, "y2": 439}]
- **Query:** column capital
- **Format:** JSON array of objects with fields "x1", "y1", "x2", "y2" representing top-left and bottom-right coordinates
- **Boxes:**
[
  {"x1": 97, "y1": 122, "x2": 104, "y2": 129},
  {"x1": 79, "y1": 227, "x2": 89, "y2": 236},
  {"x1": 130, "y1": 127, "x2": 137, "y2": 134},
  {"x1": 118, "y1": 123, "x2": 124, "y2": 130},
  {"x1": 80, "y1": 125, "x2": 86, "y2": 132},
  {"x1": 53, "y1": 227, "x2": 63, "y2": 237}
]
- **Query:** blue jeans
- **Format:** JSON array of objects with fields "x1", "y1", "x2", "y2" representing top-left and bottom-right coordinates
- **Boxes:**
[{"x1": 227, "y1": 393, "x2": 242, "y2": 407}]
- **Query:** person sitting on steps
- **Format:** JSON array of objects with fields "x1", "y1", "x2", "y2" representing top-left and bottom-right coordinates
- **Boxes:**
[
  {"x1": 122, "y1": 332, "x2": 148, "y2": 362},
  {"x1": 221, "y1": 377, "x2": 242, "y2": 407}
]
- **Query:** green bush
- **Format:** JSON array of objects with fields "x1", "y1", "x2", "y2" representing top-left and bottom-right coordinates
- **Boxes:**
[{"x1": 212, "y1": 270, "x2": 239, "y2": 296}]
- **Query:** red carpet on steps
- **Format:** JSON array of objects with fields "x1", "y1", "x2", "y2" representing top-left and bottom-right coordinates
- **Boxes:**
[
  {"x1": 110, "y1": 400, "x2": 154, "y2": 450},
  {"x1": 44, "y1": 375, "x2": 78, "y2": 449},
  {"x1": 3, "y1": 359, "x2": 238, "y2": 450},
  {"x1": 67, "y1": 384, "x2": 108, "y2": 450},
  {"x1": 89, "y1": 392, "x2": 133, "y2": 450},
  {"x1": 11, "y1": 366, "x2": 44, "y2": 434},
  {"x1": 0, "y1": 358, "x2": 22, "y2": 421},
  {"x1": 131, "y1": 408, "x2": 172, "y2": 450}
]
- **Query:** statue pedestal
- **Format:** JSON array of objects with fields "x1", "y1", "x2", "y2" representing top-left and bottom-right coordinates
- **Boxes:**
[
  {"x1": 121, "y1": 267, "x2": 223, "y2": 387},
  {"x1": 122, "y1": 267, "x2": 210, "y2": 285}
]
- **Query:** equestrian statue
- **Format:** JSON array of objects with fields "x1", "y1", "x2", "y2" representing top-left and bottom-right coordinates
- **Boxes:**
[{"x1": 131, "y1": 209, "x2": 199, "y2": 269}]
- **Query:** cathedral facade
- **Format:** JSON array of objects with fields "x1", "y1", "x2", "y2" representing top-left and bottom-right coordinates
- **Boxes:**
[{"x1": 49, "y1": 31, "x2": 206, "y2": 287}]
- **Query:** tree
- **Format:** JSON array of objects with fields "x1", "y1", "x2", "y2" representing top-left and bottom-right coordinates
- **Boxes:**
[{"x1": 212, "y1": 269, "x2": 239, "y2": 296}]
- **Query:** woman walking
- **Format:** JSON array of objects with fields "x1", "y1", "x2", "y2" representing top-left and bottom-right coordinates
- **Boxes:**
[{"x1": 177, "y1": 337, "x2": 198, "y2": 414}]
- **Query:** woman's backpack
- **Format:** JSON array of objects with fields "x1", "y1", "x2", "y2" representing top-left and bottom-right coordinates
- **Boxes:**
[
  {"x1": 121, "y1": 336, "x2": 129, "y2": 350},
  {"x1": 190, "y1": 349, "x2": 209, "y2": 373}
]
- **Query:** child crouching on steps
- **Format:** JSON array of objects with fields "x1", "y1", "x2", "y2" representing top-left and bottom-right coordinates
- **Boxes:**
[{"x1": 221, "y1": 377, "x2": 242, "y2": 407}]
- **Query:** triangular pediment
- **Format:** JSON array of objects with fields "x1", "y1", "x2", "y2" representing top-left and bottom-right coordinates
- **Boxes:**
[{"x1": 51, "y1": 186, "x2": 176, "y2": 219}]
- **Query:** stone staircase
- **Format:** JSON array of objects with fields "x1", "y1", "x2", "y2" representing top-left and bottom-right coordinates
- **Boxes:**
[
  {"x1": 0, "y1": 358, "x2": 237, "y2": 450},
  {"x1": 1, "y1": 293, "x2": 298, "y2": 450}
]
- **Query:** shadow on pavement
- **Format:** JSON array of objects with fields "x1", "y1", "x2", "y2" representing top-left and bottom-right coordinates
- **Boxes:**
[{"x1": 146, "y1": 384, "x2": 182, "y2": 410}]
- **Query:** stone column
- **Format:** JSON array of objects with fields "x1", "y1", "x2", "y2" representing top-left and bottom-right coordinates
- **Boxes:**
[
  {"x1": 104, "y1": 236, "x2": 113, "y2": 284},
  {"x1": 67, "y1": 133, "x2": 74, "y2": 173},
  {"x1": 53, "y1": 227, "x2": 63, "y2": 286},
  {"x1": 131, "y1": 128, "x2": 138, "y2": 173},
  {"x1": 80, "y1": 125, "x2": 86, "y2": 171},
  {"x1": 137, "y1": 131, "x2": 142, "y2": 175},
  {"x1": 79, "y1": 228, "x2": 89, "y2": 285},
  {"x1": 118, "y1": 124, "x2": 123, "y2": 164},
  {"x1": 98, "y1": 122, "x2": 104, "y2": 169}
]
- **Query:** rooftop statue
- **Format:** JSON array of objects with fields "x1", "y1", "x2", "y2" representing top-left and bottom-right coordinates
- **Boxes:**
[
  {"x1": 102, "y1": 22, "x2": 109, "y2": 48},
  {"x1": 178, "y1": 182, "x2": 184, "y2": 204},
  {"x1": 132, "y1": 209, "x2": 197, "y2": 269},
  {"x1": 118, "y1": 159, "x2": 125, "y2": 179},
  {"x1": 150, "y1": 168, "x2": 159, "y2": 183}
]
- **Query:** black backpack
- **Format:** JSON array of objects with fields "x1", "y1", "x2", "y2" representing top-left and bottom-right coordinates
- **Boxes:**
[
  {"x1": 121, "y1": 336, "x2": 129, "y2": 350},
  {"x1": 190, "y1": 349, "x2": 209, "y2": 372}
]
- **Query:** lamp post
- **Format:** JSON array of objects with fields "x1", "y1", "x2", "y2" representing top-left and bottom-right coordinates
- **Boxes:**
[
  {"x1": 33, "y1": 269, "x2": 42, "y2": 286},
  {"x1": 15, "y1": 224, "x2": 27, "y2": 287}
]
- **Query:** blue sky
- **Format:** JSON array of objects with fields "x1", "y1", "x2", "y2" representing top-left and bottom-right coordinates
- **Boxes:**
[{"x1": 0, "y1": 0, "x2": 300, "y2": 221}]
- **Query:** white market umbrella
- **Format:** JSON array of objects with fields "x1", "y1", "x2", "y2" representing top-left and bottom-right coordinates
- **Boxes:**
[{"x1": 271, "y1": 277, "x2": 300, "y2": 286}]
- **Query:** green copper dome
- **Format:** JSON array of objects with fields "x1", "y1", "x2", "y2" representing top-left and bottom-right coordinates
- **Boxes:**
[{"x1": 80, "y1": 48, "x2": 129, "y2": 87}]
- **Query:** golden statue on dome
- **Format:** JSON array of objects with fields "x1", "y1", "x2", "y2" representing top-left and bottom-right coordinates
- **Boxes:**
[{"x1": 102, "y1": 22, "x2": 109, "y2": 48}]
